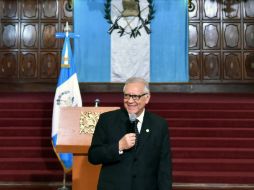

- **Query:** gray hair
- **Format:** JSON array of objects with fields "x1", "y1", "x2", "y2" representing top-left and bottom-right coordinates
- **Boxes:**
[{"x1": 123, "y1": 77, "x2": 150, "y2": 93}]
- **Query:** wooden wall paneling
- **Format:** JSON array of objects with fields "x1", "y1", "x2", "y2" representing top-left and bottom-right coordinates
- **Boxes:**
[
  {"x1": 0, "y1": 52, "x2": 18, "y2": 78},
  {"x1": 0, "y1": 0, "x2": 68, "y2": 84},
  {"x1": 189, "y1": 23, "x2": 200, "y2": 49},
  {"x1": 189, "y1": 0, "x2": 254, "y2": 83},
  {"x1": 202, "y1": 0, "x2": 220, "y2": 20},
  {"x1": 20, "y1": 52, "x2": 37, "y2": 78},
  {"x1": 203, "y1": 52, "x2": 220, "y2": 80},
  {"x1": 2, "y1": 0, "x2": 18, "y2": 19},
  {"x1": 41, "y1": 0, "x2": 58, "y2": 19},
  {"x1": 242, "y1": 0, "x2": 254, "y2": 81},
  {"x1": 61, "y1": 0, "x2": 72, "y2": 21},
  {"x1": 223, "y1": 23, "x2": 241, "y2": 49},
  {"x1": 202, "y1": 0, "x2": 220, "y2": 82},
  {"x1": 203, "y1": 23, "x2": 220, "y2": 49},
  {"x1": 0, "y1": 22, "x2": 18, "y2": 48},
  {"x1": 40, "y1": 52, "x2": 58, "y2": 79},
  {"x1": 243, "y1": 0, "x2": 254, "y2": 19},
  {"x1": 21, "y1": 23, "x2": 38, "y2": 49},
  {"x1": 40, "y1": 23, "x2": 58, "y2": 49},
  {"x1": 189, "y1": 52, "x2": 201, "y2": 80},
  {"x1": 189, "y1": 0, "x2": 199, "y2": 20},
  {"x1": 244, "y1": 52, "x2": 254, "y2": 80},
  {"x1": 40, "y1": 0, "x2": 61, "y2": 82},
  {"x1": 222, "y1": 1, "x2": 241, "y2": 19},
  {"x1": 189, "y1": 0, "x2": 201, "y2": 82},
  {"x1": 0, "y1": 0, "x2": 19, "y2": 81},
  {"x1": 21, "y1": 0, "x2": 38, "y2": 20},
  {"x1": 223, "y1": 52, "x2": 242, "y2": 80},
  {"x1": 244, "y1": 23, "x2": 254, "y2": 49}
]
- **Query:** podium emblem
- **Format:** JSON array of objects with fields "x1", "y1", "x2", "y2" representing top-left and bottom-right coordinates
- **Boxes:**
[{"x1": 79, "y1": 111, "x2": 100, "y2": 134}]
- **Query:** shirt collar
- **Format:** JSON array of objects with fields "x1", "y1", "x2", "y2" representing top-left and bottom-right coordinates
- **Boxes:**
[
  {"x1": 136, "y1": 109, "x2": 145, "y2": 124},
  {"x1": 127, "y1": 109, "x2": 145, "y2": 124}
]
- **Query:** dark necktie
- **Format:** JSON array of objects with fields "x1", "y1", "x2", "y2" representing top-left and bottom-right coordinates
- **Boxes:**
[{"x1": 134, "y1": 119, "x2": 139, "y2": 149}]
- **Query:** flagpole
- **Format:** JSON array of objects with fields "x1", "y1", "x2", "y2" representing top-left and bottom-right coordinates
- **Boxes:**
[
  {"x1": 57, "y1": 172, "x2": 69, "y2": 190},
  {"x1": 53, "y1": 21, "x2": 82, "y2": 190}
]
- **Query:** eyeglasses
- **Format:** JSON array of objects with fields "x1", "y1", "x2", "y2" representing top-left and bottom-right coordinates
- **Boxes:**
[{"x1": 123, "y1": 93, "x2": 148, "y2": 101}]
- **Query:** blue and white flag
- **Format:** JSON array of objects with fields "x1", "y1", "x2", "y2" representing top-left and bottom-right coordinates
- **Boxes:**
[
  {"x1": 74, "y1": 0, "x2": 188, "y2": 82},
  {"x1": 52, "y1": 27, "x2": 82, "y2": 172}
]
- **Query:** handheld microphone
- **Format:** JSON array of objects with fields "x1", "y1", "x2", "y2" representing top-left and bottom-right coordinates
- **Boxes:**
[
  {"x1": 129, "y1": 113, "x2": 138, "y2": 149},
  {"x1": 129, "y1": 113, "x2": 137, "y2": 123},
  {"x1": 127, "y1": 113, "x2": 136, "y2": 133}
]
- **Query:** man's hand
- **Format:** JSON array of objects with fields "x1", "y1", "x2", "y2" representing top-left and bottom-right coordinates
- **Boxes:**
[{"x1": 119, "y1": 133, "x2": 136, "y2": 151}]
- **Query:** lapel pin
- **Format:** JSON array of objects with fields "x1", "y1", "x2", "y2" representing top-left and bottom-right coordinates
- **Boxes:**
[{"x1": 146, "y1": 129, "x2": 150, "y2": 133}]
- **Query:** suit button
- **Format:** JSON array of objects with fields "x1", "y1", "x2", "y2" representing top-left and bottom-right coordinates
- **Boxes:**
[
  {"x1": 134, "y1": 158, "x2": 137, "y2": 162},
  {"x1": 132, "y1": 175, "x2": 136, "y2": 178}
]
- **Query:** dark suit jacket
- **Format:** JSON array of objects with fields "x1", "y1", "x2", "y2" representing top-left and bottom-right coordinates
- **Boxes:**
[{"x1": 88, "y1": 108, "x2": 172, "y2": 190}]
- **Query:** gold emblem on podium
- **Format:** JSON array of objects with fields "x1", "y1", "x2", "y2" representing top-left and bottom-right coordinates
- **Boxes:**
[{"x1": 79, "y1": 111, "x2": 100, "y2": 134}]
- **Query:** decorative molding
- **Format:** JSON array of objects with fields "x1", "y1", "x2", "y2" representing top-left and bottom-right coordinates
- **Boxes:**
[{"x1": 1, "y1": 83, "x2": 254, "y2": 93}]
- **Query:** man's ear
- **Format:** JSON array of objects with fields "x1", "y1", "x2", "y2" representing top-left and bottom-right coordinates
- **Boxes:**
[{"x1": 145, "y1": 94, "x2": 151, "y2": 104}]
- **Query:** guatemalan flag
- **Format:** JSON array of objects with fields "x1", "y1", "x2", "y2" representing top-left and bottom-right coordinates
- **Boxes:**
[
  {"x1": 74, "y1": 0, "x2": 188, "y2": 82},
  {"x1": 51, "y1": 24, "x2": 82, "y2": 172}
]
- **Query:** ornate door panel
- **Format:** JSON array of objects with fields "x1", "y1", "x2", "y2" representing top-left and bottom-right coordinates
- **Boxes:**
[
  {"x1": 189, "y1": 0, "x2": 254, "y2": 82},
  {"x1": 0, "y1": 0, "x2": 72, "y2": 83}
]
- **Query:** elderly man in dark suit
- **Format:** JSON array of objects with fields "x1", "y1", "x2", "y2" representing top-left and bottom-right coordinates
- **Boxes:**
[{"x1": 88, "y1": 77, "x2": 172, "y2": 190}]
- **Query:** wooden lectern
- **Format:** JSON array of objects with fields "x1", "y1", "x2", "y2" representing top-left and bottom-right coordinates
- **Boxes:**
[{"x1": 56, "y1": 107, "x2": 120, "y2": 190}]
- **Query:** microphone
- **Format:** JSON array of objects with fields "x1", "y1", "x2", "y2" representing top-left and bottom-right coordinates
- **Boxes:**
[
  {"x1": 129, "y1": 113, "x2": 139, "y2": 149},
  {"x1": 94, "y1": 98, "x2": 100, "y2": 107},
  {"x1": 129, "y1": 113, "x2": 137, "y2": 123},
  {"x1": 127, "y1": 113, "x2": 136, "y2": 133}
]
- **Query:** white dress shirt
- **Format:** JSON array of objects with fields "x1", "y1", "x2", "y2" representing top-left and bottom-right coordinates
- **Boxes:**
[{"x1": 136, "y1": 109, "x2": 145, "y2": 133}]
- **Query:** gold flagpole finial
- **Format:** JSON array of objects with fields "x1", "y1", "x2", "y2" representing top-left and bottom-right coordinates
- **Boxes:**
[{"x1": 64, "y1": 21, "x2": 71, "y2": 37}]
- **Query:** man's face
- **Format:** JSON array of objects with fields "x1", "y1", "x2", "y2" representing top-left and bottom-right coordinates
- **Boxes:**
[{"x1": 123, "y1": 82, "x2": 150, "y2": 116}]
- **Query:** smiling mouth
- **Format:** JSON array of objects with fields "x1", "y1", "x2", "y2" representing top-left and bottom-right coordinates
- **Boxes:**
[
  {"x1": 127, "y1": 104, "x2": 137, "y2": 108},
  {"x1": 127, "y1": 105, "x2": 137, "y2": 110}
]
